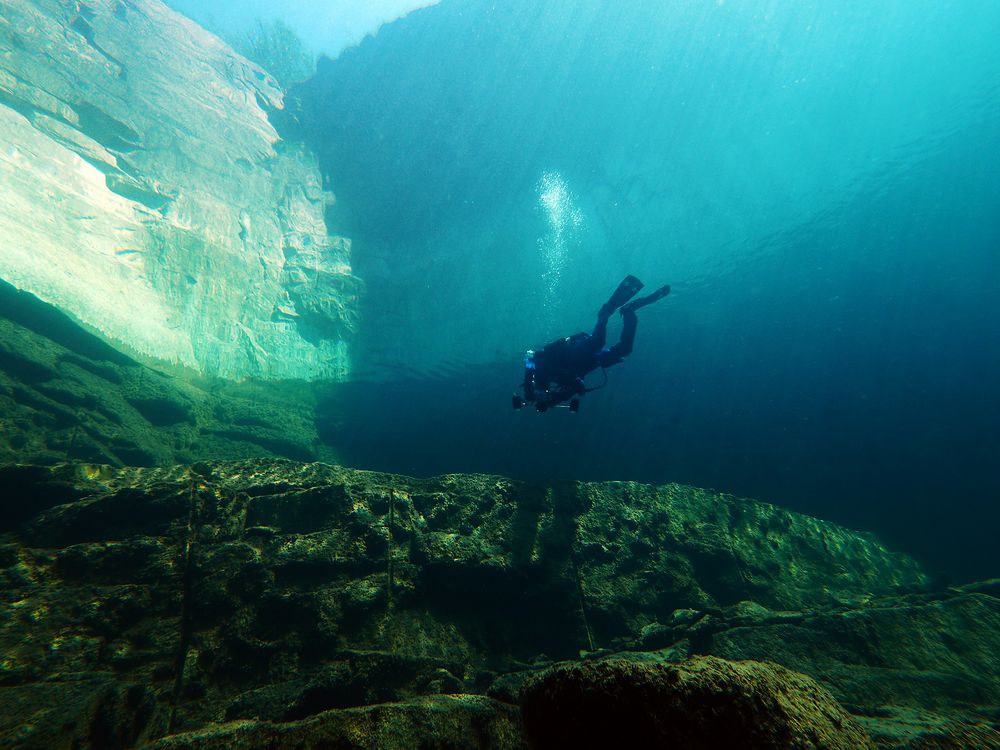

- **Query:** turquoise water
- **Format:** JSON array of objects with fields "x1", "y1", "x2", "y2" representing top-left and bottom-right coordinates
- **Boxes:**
[
  {"x1": 3, "y1": 3, "x2": 999, "y2": 745},
  {"x1": 4, "y1": 0, "x2": 997, "y2": 579},
  {"x1": 283, "y1": 0, "x2": 1000, "y2": 578}
]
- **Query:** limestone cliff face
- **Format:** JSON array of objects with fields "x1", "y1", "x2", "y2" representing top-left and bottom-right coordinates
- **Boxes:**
[{"x1": 0, "y1": 0, "x2": 359, "y2": 380}]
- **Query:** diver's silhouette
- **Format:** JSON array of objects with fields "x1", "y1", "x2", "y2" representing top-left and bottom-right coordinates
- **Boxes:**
[{"x1": 513, "y1": 275, "x2": 670, "y2": 412}]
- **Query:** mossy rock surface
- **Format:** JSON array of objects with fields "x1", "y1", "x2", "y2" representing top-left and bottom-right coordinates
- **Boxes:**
[
  {"x1": 0, "y1": 459, "x2": 994, "y2": 748},
  {"x1": 521, "y1": 655, "x2": 874, "y2": 749},
  {"x1": 143, "y1": 695, "x2": 523, "y2": 750},
  {"x1": 0, "y1": 289, "x2": 329, "y2": 469}
]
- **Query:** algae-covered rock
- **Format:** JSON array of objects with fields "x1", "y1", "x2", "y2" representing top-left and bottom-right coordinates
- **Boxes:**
[
  {"x1": 701, "y1": 591, "x2": 1000, "y2": 715},
  {"x1": 859, "y1": 707, "x2": 1000, "y2": 750},
  {"x1": 0, "y1": 459, "x2": 992, "y2": 748},
  {"x1": 0, "y1": 285, "x2": 333, "y2": 467},
  {"x1": 573, "y1": 480, "x2": 927, "y2": 640},
  {"x1": 0, "y1": 677, "x2": 155, "y2": 750},
  {"x1": 520, "y1": 655, "x2": 874, "y2": 749},
  {"x1": 142, "y1": 695, "x2": 524, "y2": 750}
]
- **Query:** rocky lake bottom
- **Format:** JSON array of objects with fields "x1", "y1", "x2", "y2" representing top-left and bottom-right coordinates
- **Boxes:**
[
  {"x1": 0, "y1": 458, "x2": 997, "y2": 749},
  {"x1": 2, "y1": 1, "x2": 999, "y2": 747},
  {"x1": 1, "y1": 276, "x2": 1000, "y2": 748}
]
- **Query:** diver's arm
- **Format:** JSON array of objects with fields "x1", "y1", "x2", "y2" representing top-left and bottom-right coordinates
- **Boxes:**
[{"x1": 523, "y1": 351, "x2": 538, "y2": 400}]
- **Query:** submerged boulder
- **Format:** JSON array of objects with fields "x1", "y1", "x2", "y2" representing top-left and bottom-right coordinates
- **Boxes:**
[
  {"x1": 520, "y1": 655, "x2": 874, "y2": 749},
  {"x1": 0, "y1": 459, "x2": 993, "y2": 748}
]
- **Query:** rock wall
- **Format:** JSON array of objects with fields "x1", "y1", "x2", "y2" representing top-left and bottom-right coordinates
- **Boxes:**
[
  {"x1": 0, "y1": 280, "x2": 337, "y2": 467},
  {"x1": 0, "y1": 460, "x2": 996, "y2": 748},
  {"x1": 0, "y1": 0, "x2": 359, "y2": 380}
]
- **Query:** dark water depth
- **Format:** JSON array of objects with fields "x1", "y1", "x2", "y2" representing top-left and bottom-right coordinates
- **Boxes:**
[{"x1": 296, "y1": 0, "x2": 1000, "y2": 581}]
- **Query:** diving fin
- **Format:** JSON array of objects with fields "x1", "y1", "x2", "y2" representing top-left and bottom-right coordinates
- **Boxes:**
[
  {"x1": 600, "y1": 275, "x2": 644, "y2": 317},
  {"x1": 621, "y1": 284, "x2": 670, "y2": 315}
]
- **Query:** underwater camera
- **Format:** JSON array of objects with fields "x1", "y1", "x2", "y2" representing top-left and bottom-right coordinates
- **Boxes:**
[{"x1": 512, "y1": 394, "x2": 580, "y2": 413}]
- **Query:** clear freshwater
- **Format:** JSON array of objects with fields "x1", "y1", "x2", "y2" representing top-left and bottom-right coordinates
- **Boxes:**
[
  {"x1": 1, "y1": 3, "x2": 1000, "y2": 745},
  {"x1": 5, "y1": 0, "x2": 1000, "y2": 581},
  {"x1": 283, "y1": 0, "x2": 1000, "y2": 579}
]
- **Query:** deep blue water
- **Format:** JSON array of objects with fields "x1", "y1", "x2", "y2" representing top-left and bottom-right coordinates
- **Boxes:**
[{"x1": 289, "y1": 0, "x2": 1000, "y2": 579}]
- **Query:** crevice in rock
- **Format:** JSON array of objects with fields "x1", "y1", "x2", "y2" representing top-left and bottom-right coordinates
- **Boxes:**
[
  {"x1": 550, "y1": 485, "x2": 596, "y2": 653},
  {"x1": 386, "y1": 488, "x2": 396, "y2": 611},
  {"x1": 167, "y1": 472, "x2": 207, "y2": 734},
  {"x1": 550, "y1": 482, "x2": 596, "y2": 653},
  {"x1": 73, "y1": 101, "x2": 141, "y2": 151},
  {"x1": 69, "y1": 13, "x2": 127, "y2": 77},
  {"x1": 0, "y1": 86, "x2": 39, "y2": 122},
  {"x1": 104, "y1": 173, "x2": 172, "y2": 212}
]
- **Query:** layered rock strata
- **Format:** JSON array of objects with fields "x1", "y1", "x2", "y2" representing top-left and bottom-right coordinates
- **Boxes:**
[
  {"x1": 0, "y1": 281, "x2": 333, "y2": 466},
  {"x1": 4, "y1": 460, "x2": 997, "y2": 748},
  {"x1": 0, "y1": 0, "x2": 358, "y2": 379}
]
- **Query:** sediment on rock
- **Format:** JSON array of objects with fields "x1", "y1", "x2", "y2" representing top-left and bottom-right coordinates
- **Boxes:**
[
  {"x1": 0, "y1": 460, "x2": 994, "y2": 749},
  {"x1": 520, "y1": 655, "x2": 875, "y2": 749}
]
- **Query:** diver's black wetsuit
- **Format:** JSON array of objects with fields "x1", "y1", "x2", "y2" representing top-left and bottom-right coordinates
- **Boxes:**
[{"x1": 517, "y1": 276, "x2": 670, "y2": 412}]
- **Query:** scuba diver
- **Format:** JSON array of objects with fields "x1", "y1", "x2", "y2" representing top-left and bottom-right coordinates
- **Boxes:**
[{"x1": 513, "y1": 275, "x2": 670, "y2": 412}]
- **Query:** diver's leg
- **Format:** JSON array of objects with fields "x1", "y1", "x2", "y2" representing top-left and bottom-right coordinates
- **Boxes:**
[
  {"x1": 619, "y1": 307, "x2": 638, "y2": 357},
  {"x1": 620, "y1": 284, "x2": 670, "y2": 315},
  {"x1": 596, "y1": 307, "x2": 638, "y2": 367},
  {"x1": 598, "y1": 284, "x2": 668, "y2": 366},
  {"x1": 598, "y1": 275, "x2": 644, "y2": 319},
  {"x1": 590, "y1": 313, "x2": 610, "y2": 348},
  {"x1": 611, "y1": 310, "x2": 639, "y2": 359},
  {"x1": 593, "y1": 274, "x2": 644, "y2": 347}
]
